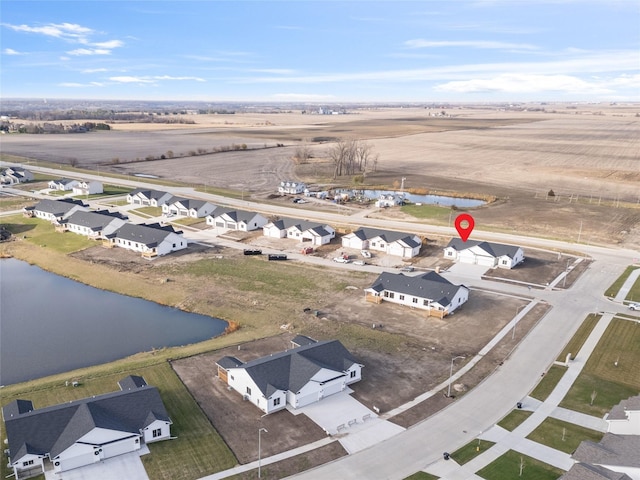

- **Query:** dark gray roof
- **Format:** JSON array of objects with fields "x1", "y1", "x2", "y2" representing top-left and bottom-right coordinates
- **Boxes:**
[
  {"x1": 270, "y1": 217, "x2": 331, "y2": 235},
  {"x1": 64, "y1": 210, "x2": 122, "y2": 231},
  {"x1": 560, "y1": 463, "x2": 632, "y2": 480},
  {"x1": 3, "y1": 378, "x2": 171, "y2": 462},
  {"x1": 368, "y1": 271, "x2": 467, "y2": 306},
  {"x1": 217, "y1": 356, "x2": 245, "y2": 369},
  {"x1": 446, "y1": 238, "x2": 522, "y2": 259},
  {"x1": 226, "y1": 340, "x2": 361, "y2": 397},
  {"x1": 291, "y1": 335, "x2": 318, "y2": 347},
  {"x1": 118, "y1": 375, "x2": 148, "y2": 390},
  {"x1": 52, "y1": 178, "x2": 77, "y2": 186},
  {"x1": 30, "y1": 199, "x2": 86, "y2": 216},
  {"x1": 608, "y1": 394, "x2": 640, "y2": 420},
  {"x1": 214, "y1": 207, "x2": 262, "y2": 223},
  {"x1": 2, "y1": 399, "x2": 34, "y2": 420},
  {"x1": 171, "y1": 197, "x2": 209, "y2": 210},
  {"x1": 573, "y1": 434, "x2": 640, "y2": 468},
  {"x1": 129, "y1": 188, "x2": 170, "y2": 201},
  {"x1": 350, "y1": 227, "x2": 420, "y2": 248},
  {"x1": 106, "y1": 222, "x2": 180, "y2": 246}
]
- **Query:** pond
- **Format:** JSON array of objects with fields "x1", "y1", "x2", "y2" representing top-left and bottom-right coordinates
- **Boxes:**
[
  {"x1": 0, "y1": 258, "x2": 228, "y2": 385},
  {"x1": 336, "y1": 189, "x2": 486, "y2": 208}
]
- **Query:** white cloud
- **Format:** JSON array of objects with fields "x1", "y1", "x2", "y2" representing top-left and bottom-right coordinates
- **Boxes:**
[
  {"x1": 59, "y1": 81, "x2": 105, "y2": 88},
  {"x1": 82, "y1": 68, "x2": 108, "y2": 73},
  {"x1": 3, "y1": 22, "x2": 93, "y2": 40},
  {"x1": 433, "y1": 73, "x2": 614, "y2": 94},
  {"x1": 110, "y1": 76, "x2": 156, "y2": 84},
  {"x1": 404, "y1": 39, "x2": 539, "y2": 50},
  {"x1": 92, "y1": 40, "x2": 124, "y2": 49},
  {"x1": 3, "y1": 48, "x2": 23, "y2": 55},
  {"x1": 67, "y1": 48, "x2": 112, "y2": 56},
  {"x1": 110, "y1": 75, "x2": 205, "y2": 84}
]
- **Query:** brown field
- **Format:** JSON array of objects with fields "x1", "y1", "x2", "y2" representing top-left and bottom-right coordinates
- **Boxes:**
[{"x1": 2, "y1": 105, "x2": 639, "y2": 248}]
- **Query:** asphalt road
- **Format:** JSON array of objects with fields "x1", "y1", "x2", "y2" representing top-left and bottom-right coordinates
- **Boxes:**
[{"x1": 6, "y1": 164, "x2": 639, "y2": 479}]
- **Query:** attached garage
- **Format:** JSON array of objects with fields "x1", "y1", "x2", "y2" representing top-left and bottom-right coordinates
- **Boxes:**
[
  {"x1": 102, "y1": 437, "x2": 139, "y2": 459},
  {"x1": 320, "y1": 378, "x2": 344, "y2": 398}
]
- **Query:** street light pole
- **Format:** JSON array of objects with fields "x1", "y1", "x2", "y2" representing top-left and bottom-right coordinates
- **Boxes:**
[
  {"x1": 258, "y1": 427, "x2": 268, "y2": 478},
  {"x1": 447, "y1": 356, "x2": 465, "y2": 397}
]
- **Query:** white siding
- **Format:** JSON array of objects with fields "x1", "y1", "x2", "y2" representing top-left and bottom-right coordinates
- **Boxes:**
[{"x1": 143, "y1": 419, "x2": 172, "y2": 443}]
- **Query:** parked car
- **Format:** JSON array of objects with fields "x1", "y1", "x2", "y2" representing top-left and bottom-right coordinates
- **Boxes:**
[
  {"x1": 401, "y1": 266, "x2": 415, "y2": 272},
  {"x1": 243, "y1": 249, "x2": 262, "y2": 255},
  {"x1": 333, "y1": 257, "x2": 351, "y2": 264},
  {"x1": 361, "y1": 250, "x2": 372, "y2": 258},
  {"x1": 301, "y1": 246, "x2": 314, "y2": 255},
  {"x1": 353, "y1": 260, "x2": 366, "y2": 266},
  {"x1": 629, "y1": 303, "x2": 640, "y2": 311},
  {"x1": 268, "y1": 254, "x2": 288, "y2": 261}
]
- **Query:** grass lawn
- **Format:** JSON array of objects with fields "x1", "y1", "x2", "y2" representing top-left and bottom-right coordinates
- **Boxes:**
[
  {"x1": 526, "y1": 417, "x2": 603, "y2": 454},
  {"x1": 557, "y1": 314, "x2": 601, "y2": 362},
  {"x1": 529, "y1": 364, "x2": 567, "y2": 402},
  {"x1": 132, "y1": 206, "x2": 163, "y2": 217},
  {"x1": 72, "y1": 184, "x2": 131, "y2": 199},
  {"x1": 0, "y1": 362, "x2": 237, "y2": 480},
  {"x1": 604, "y1": 265, "x2": 639, "y2": 298},
  {"x1": 476, "y1": 450, "x2": 564, "y2": 480},
  {"x1": 401, "y1": 204, "x2": 453, "y2": 224},
  {"x1": 560, "y1": 318, "x2": 640, "y2": 417},
  {"x1": 4, "y1": 214, "x2": 95, "y2": 254},
  {"x1": 497, "y1": 409, "x2": 533, "y2": 431},
  {"x1": 451, "y1": 439, "x2": 495, "y2": 465},
  {"x1": 404, "y1": 472, "x2": 440, "y2": 480}
]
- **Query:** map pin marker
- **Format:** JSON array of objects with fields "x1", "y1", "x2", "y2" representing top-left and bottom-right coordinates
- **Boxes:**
[{"x1": 454, "y1": 213, "x2": 475, "y2": 242}]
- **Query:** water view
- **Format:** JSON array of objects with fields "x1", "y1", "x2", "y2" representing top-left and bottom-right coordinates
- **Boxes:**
[
  {"x1": 0, "y1": 258, "x2": 227, "y2": 385},
  {"x1": 338, "y1": 189, "x2": 486, "y2": 208}
]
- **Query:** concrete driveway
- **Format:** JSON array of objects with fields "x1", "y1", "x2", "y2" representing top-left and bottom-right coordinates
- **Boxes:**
[
  {"x1": 291, "y1": 390, "x2": 405, "y2": 453},
  {"x1": 44, "y1": 448, "x2": 149, "y2": 480},
  {"x1": 444, "y1": 262, "x2": 490, "y2": 280}
]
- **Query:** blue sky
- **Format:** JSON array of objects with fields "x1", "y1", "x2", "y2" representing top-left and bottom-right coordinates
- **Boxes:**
[{"x1": 1, "y1": 1, "x2": 638, "y2": 102}]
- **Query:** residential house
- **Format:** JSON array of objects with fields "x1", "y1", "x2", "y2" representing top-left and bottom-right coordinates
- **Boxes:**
[
  {"x1": 278, "y1": 180, "x2": 306, "y2": 195},
  {"x1": 443, "y1": 239, "x2": 524, "y2": 269},
  {"x1": 62, "y1": 210, "x2": 128, "y2": 240},
  {"x1": 559, "y1": 463, "x2": 633, "y2": 480},
  {"x1": 375, "y1": 193, "x2": 404, "y2": 208},
  {"x1": 206, "y1": 208, "x2": 267, "y2": 231},
  {"x1": 606, "y1": 395, "x2": 640, "y2": 435},
  {"x1": 162, "y1": 196, "x2": 217, "y2": 218},
  {"x1": 0, "y1": 166, "x2": 34, "y2": 185},
  {"x1": 104, "y1": 222, "x2": 187, "y2": 257},
  {"x1": 263, "y1": 217, "x2": 335, "y2": 246},
  {"x1": 72, "y1": 180, "x2": 103, "y2": 196},
  {"x1": 126, "y1": 188, "x2": 173, "y2": 207},
  {"x1": 342, "y1": 227, "x2": 422, "y2": 258},
  {"x1": 365, "y1": 271, "x2": 469, "y2": 317},
  {"x1": 216, "y1": 339, "x2": 363, "y2": 414},
  {"x1": 48, "y1": 178, "x2": 80, "y2": 191},
  {"x1": 2, "y1": 376, "x2": 172, "y2": 478},
  {"x1": 23, "y1": 199, "x2": 88, "y2": 223}
]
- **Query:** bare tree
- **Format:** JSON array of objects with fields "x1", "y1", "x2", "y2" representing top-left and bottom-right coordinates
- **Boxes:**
[
  {"x1": 590, "y1": 390, "x2": 598, "y2": 406},
  {"x1": 519, "y1": 456, "x2": 525, "y2": 476},
  {"x1": 293, "y1": 146, "x2": 312, "y2": 164},
  {"x1": 328, "y1": 139, "x2": 379, "y2": 178}
]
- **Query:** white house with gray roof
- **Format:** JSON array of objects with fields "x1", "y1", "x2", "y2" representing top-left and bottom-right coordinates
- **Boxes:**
[
  {"x1": 1, "y1": 166, "x2": 33, "y2": 185},
  {"x1": 606, "y1": 395, "x2": 640, "y2": 435},
  {"x1": 72, "y1": 180, "x2": 103, "y2": 196},
  {"x1": 126, "y1": 188, "x2": 173, "y2": 207},
  {"x1": 365, "y1": 271, "x2": 469, "y2": 316},
  {"x1": 24, "y1": 199, "x2": 88, "y2": 223},
  {"x1": 263, "y1": 217, "x2": 335, "y2": 246},
  {"x1": 569, "y1": 434, "x2": 640, "y2": 480},
  {"x1": 444, "y1": 238, "x2": 524, "y2": 269},
  {"x1": 216, "y1": 339, "x2": 363, "y2": 414},
  {"x1": 62, "y1": 210, "x2": 127, "y2": 240},
  {"x1": 342, "y1": 227, "x2": 422, "y2": 258},
  {"x1": 48, "y1": 178, "x2": 79, "y2": 191},
  {"x1": 206, "y1": 208, "x2": 267, "y2": 232},
  {"x1": 162, "y1": 196, "x2": 217, "y2": 218},
  {"x1": 2, "y1": 376, "x2": 171, "y2": 478},
  {"x1": 104, "y1": 222, "x2": 186, "y2": 257}
]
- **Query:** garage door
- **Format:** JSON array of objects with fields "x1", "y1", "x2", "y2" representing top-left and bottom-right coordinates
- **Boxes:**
[
  {"x1": 57, "y1": 452, "x2": 96, "y2": 472},
  {"x1": 102, "y1": 438, "x2": 137, "y2": 459},
  {"x1": 296, "y1": 392, "x2": 319, "y2": 408},
  {"x1": 321, "y1": 380, "x2": 343, "y2": 399},
  {"x1": 476, "y1": 256, "x2": 495, "y2": 267}
]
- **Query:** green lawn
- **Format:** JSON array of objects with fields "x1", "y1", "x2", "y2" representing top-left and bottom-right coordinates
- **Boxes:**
[
  {"x1": 476, "y1": 450, "x2": 564, "y2": 480},
  {"x1": 0, "y1": 362, "x2": 236, "y2": 480},
  {"x1": 404, "y1": 472, "x2": 439, "y2": 480},
  {"x1": 401, "y1": 204, "x2": 453, "y2": 224},
  {"x1": 132, "y1": 206, "x2": 163, "y2": 217},
  {"x1": 526, "y1": 417, "x2": 603, "y2": 454},
  {"x1": 451, "y1": 439, "x2": 495, "y2": 465},
  {"x1": 72, "y1": 184, "x2": 131, "y2": 198},
  {"x1": 530, "y1": 365, "x2": 567, "y2": 402},
  {"x1": 604, "y1": 265, "x2": 639, "y2": 298},
  {"x1": 497, "y1": 409, "x2": 533, "y2": 431},
  {"x1": 4, "y1": 214, "x2": 95, "y2": 254},
  {"x1": 560, "y1": 318, "x2": 640, "y2": 417},
  {"x1": 557, "y1": 314, "x2": 601, "y2": 362}
]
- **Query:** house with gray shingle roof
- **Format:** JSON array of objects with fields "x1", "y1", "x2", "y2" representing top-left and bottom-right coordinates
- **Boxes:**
[
  {"x1": 62, "y1": 210, "x2": 128, "y2": 239},
  {"x1": 24, "y1": 198, "x2": 88, "y2": 223},
  {"x1": 1, "y1": 166, "x2": 34, "y2": 185},
  {"x1": 126, "y1": 188, "x2": 172, "y2": 207},
  {"x1": 216, "y1": 340, "x2": 363, "y2": 414},
  {"x1": 48, "y1": 178, "x2": 79, "y2": 191},
  {"x1": 606, "y1": 395, "x2": 640, "y2": 435},
  {"x1": 570, "y1": 433, "x2": 640, "y2": 480},
  {"x1": 72, "y1": 180, "x2": 103, "y2": 196},
  {"x1": 161, "y1": 196, "x2": 217, "y2": 218},
  {"x1": 263, "y1": 217, "x2": 335, "y2": 246},
  {"x1": 444, "y1": 238, "x2": 524, "y2": 269},
  {"x1": 206, "y1": 208, "x2": 267, "y2": 232},
  {"x1": 559, "y1": 462, "x2": 633, "y2": 480},
  {"x1": 365, "y1": 271, "x2": 469, "y2": 316},
  {"x1": 341, "y1": 227, "x2": 422, "y2": 258},
  {"x1": 2, "y1": 376, "x2": 172, "y2": 477},
  {"x1": 104, "y1": 222, "x2": 186, "y2": 257}
]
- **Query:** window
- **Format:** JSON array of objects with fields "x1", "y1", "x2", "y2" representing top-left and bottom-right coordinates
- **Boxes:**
[
  {"x1": 152, "y1": 428, "x2": 162, "y2": 438},
  {"x1": 423, "y1": 299, "x2": 429, "y2": 306},
  {"x1": 388, "y1": 292, "x2": 395, "y2": 299},
  {"x1": 399, "y1": 295, "x2": 405, "y2": 301},
  {"x1": 350, "y1": 370, "x2": 357, "y2": 378},
  {"x1": 412, "y1": 298, "x2": 418, "y2": 304},
  {"x1": 274, "y1": 397, "x2": 281, "y2": 406},
  {"x1": 246, "y1": 386, "x2": 252, "y2": 395},
  {"x1": 23, "y1": 460, "x2": 34, "y2": 467}
]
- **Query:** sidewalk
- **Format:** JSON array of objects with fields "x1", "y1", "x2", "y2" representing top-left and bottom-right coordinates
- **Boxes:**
[
  {"x1": 614, "y1": 267, "x2": 640, "y2": 302},
  {"x1": 422, "y1": 313, "x2": 614, "y2": 479}
]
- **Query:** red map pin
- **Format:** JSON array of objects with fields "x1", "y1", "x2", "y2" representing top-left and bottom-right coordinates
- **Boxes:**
[{"x1": 454, "y1": 213, "x2": 475, "y2": 242}]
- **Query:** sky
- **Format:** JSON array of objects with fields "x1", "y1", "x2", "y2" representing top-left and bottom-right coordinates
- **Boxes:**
[{"x1": 1, "y1": 0, "x2": 639, "y2": 103}]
